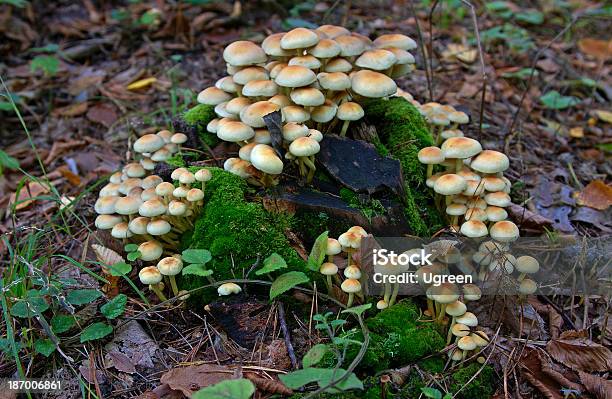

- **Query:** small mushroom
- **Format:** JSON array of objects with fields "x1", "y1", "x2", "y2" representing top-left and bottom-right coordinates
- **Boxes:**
[
  {"x1": 515, "y1": 256, "x2": 539, "y2": 281},
  {"x1": 319, "y1": 262, "x2": 338, "y2": 295},
  {"x1": 341, "y1": 279, "x2": 361, "y2": 308},
  {"x1": 336, "y1": 102, "x2": 364, "y2": 137},
  {"x1": 217, "y1": 282, "x2": 242, "y2": 296},
  {"x1": 289, "y1": 136, "x2": 320, "y2": 182},
  {"x1": 325, "y1": 238, "x2": 342, "y2": 262},
  {"x1": 157, "y1": 256, "x2": 183, "y2": 296},
  {"x1": 139, "y1": 266, "x2": 167, "y2": 302}
]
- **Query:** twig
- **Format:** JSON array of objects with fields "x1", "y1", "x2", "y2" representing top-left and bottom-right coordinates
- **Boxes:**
[
  {"x1": 277, "y1": 302, "x2": 298, "y2": 369},
  {"x1": 408, "y1": 0, "x2": 433, "y2": 100}
]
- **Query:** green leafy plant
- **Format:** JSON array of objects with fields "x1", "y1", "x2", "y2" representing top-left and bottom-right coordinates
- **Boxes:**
[
  {"x1": 421, "y1": 386, "x2": 452, "y2": 399},
  {"x1": 540, "y1": 90, "x2": 580, "y2": 110},
  {"x1": 255, "y1": 253, "x2": 287, "y2": 276},
  {"x1": 479, "y1": 23, "x2": 534, "y2": 52},
  {"x1": 30, "y1": 55, "x2": 60, "y2": 77},
  {"x1": 124, "y1": 243, "x2": 142, "y2": 262},
  {"x1": 193, "y1": 379, "x2": 255, "y2": 399},
  {"x1": 80, "y1": 322, "x2": 113, "y2": 343},
  {"x1": 307, "y1": 231, "x2": 328, "y2": 272},
  {"x1": 269, "y1": 271, "x2": 309, "y2": 300},
  {"x1": 181, "y1": 248, "x2": 213, "y2": 277},
  {"x1": 0, "y1": 150, "x2": 19, "y2": 175},
  {"x1": 100, "y1": 294, "x2": 127, "y2": 319}
]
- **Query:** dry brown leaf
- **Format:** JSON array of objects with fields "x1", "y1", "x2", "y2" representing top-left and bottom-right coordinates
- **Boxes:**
[
  {"x1": 575, "y1": 180, "x2": 612, "y2": 210},
  {"x1": 160, "y1": 364, "x2": 235, "y2": 397},
  {"x1": 569, "y1": 127, "x2": 584, "y2": 138},
  {"x1": 86, "y1": 103, "x2": 118, "y2": 128},
  {"x1": 547, "y1": 330, "x2": 612, "y2": 372},
  {"x1": 245, "y1": 373, "x2": 293, "y2": 396},
  {"x1": 528, "y1": 298, "x2": 563, "y2": 339},
  {"x1": 521, "y1": 349, "x2": 564, "y2": 399},
  {"x1": 9, "y1": 181, "x2": 50, "y2": 211},
  {"x1": 51, "y1": 102, "x2": 89, "y2": 117},
  {"x1": 594, "y1": 110, "x2": 612, "y2": 124},
  {"x1": 91, "y1": 244, "x2": 124, "y2": 268},
  {"x1": 578, "y1": 371, "x2": 612, "y2": 399},
  {"x1": 578, "y1": 38, "x2": 612, "y2": 60}
]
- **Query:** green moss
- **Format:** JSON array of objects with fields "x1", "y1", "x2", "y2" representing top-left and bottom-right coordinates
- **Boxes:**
[
  {"x1": 182, "y1": 167, "x2": 306, "y2": 301},
  {"x1": 339, "y1": 188, "x2": 386, "y2": 224},
  {"x1": 182, "y1": 104, "x2": 218, "y2": 148},
  {"x1": 450, "y1": 363, "x2": 495, "y2": 399},
  {"x1": 165, "y1": 153, "x2": 186, "y2": 168},
  {"x1": 330, "y1": 300, "x2": 444, "y2": 373},
  {"x1": 364, "y1": 98, "x2": 444, "y2": 236},
  {"x1": 418, "y1": 357, "x2": 445, "y2": 374}
]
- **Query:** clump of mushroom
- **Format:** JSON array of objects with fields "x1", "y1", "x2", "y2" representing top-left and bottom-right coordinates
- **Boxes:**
[{"x1": 196, "y1": 27, "x2": 423, "y2": 185}]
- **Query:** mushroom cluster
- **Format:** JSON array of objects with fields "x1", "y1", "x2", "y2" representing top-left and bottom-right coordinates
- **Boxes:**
[
  {"x1": 418, "y1": 128, "x2": 518, "y2": 243},
  {"x1": 94, "y1": 130, "x2": 213, "y2": 302},
  {"x1": 318, "y1": 226, "x2": 368, "y2": 307},
  {"x1": 197, "y1": 27, "x2": 419, "y2": 185}
]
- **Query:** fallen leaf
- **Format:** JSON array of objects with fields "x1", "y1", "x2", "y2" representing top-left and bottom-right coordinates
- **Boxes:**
[
  {"x1": 536, "y1": 58, "x2": 559, "y2": 73},
  {"x1": 105, "y1": 351, "x2": 137, "y2": 374},
  {"x1": 160, "y1": 364, "x2": 235, "y2": 397},
  {"x1": 521, "y1": 349, "x2": 564, "y2": 399},
  {"x1": 9, "y1": 181, "x2": 50, "y2": 211},
  {"x1": 547, "y1": 330, "x2": 612, "y2": 372},
  {"x1": 86, "y1": 103, "x2": 118, "y2": 128},
  {"x1": 244, "y1": 373, "x2": 293, "y2": 396},
  {"x1": 569, "y1": 127, "x2": 584, "y2": 138},
  {"x1": 442, "y1": 43, "x2": 477, "y2": 64},
  {"x1": 578, "y1": 371, "x2": 612, "y2": 399},
  {"x1": 51, "y1": 102, "x2": 89, "y2": 117},
  {"x1": 127, "y1": 77, "x2": 157, "y2": 91},
  {"x1": 91, "y1": 244, "x2": 124, "y2": 277},
  {"x1": 578, "y1": 38, "x2": 612, "y2": 60},
  {"x1": 594, "y1": 109, "x2": 612, "y2": 124},
  {"x1": 575, "y1": 180, "x2": 612, "y2": 210}
]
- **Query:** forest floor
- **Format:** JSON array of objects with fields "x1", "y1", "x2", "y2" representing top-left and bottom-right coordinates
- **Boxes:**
[{"x1": 0, "y1": 1, "x2": 610, "y2": 398}]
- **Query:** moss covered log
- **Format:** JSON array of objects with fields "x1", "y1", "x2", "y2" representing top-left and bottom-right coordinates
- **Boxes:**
[
  {"x1": 364, "y1": 98, "x2": 444, "y2": 236},
  {"x1": 183, "y1": 104, "x2": 218, "y2": 148}
]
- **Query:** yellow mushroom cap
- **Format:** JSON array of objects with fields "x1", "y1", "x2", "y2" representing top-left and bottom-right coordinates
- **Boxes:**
[
  {"x1": 157, "y1": 256, "x2": 183, "y2": 276},
  {"x1": 197, "y1": 87, "x2": 233, "y2": 105},
  {"x1": 376, "y1": 299, "x2": 389, "y2": 310},
  {"x1": 134, "y1": 134, "x2": 165, "y2": 153},
  {"x1": 452, "y1": 323, "x2": 470, "y2": 337},
  {"x1": 431, "y1": 282, "x2": 459, "y2": 304},
  {"x1": 418, "y1": 146, "x2": 445, "y2": 164},
  {"x1": 485, "y1": 206, "x2": 508, "y2": 222},
  {"x1": 242, "y1": 80, "x2": 279, "y2": 97},
  {"x1": 519, "y1": 278, "x2": 537, "y2": 295},
  {"x1": 111, "y1": 222, "x2": 133, "y2": 239},
  {"x1": 441, "y1": 137, "x2": 483, "y2": 159},
  {"x1": 195, "y1": 169, "x2": 212, "y2": 183},
  {"x1": 275, "y1": 65, "x2": 317, "y2": 88},
  {"x1": 315, "y1": 25, "x2": 350, "y2": 39},
  {"x1": 337, "y1": 102, "x2": 364, "y2": 121},
  {"x1": 281, "y1": 28, "x2": 319, "y2": 50},
  {"x1": 458, "y1": 336, "x2": 477, "y2": 351},
  {"x1": 338, "y1": 231, "x2": 362, "y2": 249},
  {"x1": 471, "y1": 331, "x2": 489, "y2": 347},
  {"x1": 95, "y1": 214, "x2": 123, "y2": 230},
  {"x1": 262, "y1": 32, "x2": 290, "y2": 57},
  {"x1": 290, "y1": 87, "x2": 325, "y2": 106},
  {"x1": 325, "y1": 57, "x2": 353, "y2": 73},
  {"x1": 218, "y1": 282, "x2": 242, "y2": 296},
  {"x1": 288, "y1": 55, "x2": 322, "y2": 70},
  {"x1": 446, "y1": 300, "x2": 467, "y2": 317},
  {"x1": 326, "y1": 238, "x2": 342, "y2": 255},
  {"x1": 232, "y1": 66, "x2": 269, "y2": 85},
  {"x1": 470, "y1": 150, "x2": 510, "y2": 174},
  {"x1": 94, "y1": 196, "x2": 118, "y2": 214},
  {"x1": 351, "y1": 70, "x2": 397, "y2": 98},
  {"x1": 374, "y1": 34, "x2": 417, "y2": 50},
  {"x1": 240, "y1": 101, "x2": 280, "y2": 128},
  {"x1": 434, "y1": 174, "x2": 467, "y2": 195},
  {"x1": 217, "y1": 121, "x2": 255, "y2": 143},
  {"x1": 516, "y1": 256, "x2": 539, "y2": 274},
  {"x1": 490, "y1": 220, "x2": 520, "y2": 242},
  {"x1": 460, "y1": 220, "x2": 488, "y2": 238},
  {"x1": 485, "y1": 191, "x2": 511, "y2": 207},
  {"x1": 309, "y1": 38, "x2": 342, "y2": 58},
  {"x1": 347, "y1": 226, "x2": 367, "y2": 237},
  {"x1": 341, "y1": 278, "x2": 362, "y2": 294},
  {"x1": 128, "y1": 216, "x2": 149, "y2": 235},
  {"x1": 282, "y1": 106, "x2": 310, "y2": 123},
  {"x1": 319, "y1": 262, "x2": 338, "y2": 276},
  {"x1": 355, "y1": 49, "x2": 397, "y2": 71},
  {"x1": 139, "y1": 266, "x2": 162, "y2": 285},
  {"x1": 147, "y1": 218, "x2": 172, "y2": 236},
  {"x1": 289, "y1": 136, "x2": 320, "y2": 157},
  {"x1": 344, "y1": 265, "x2": 362, "y2": 280},
  {"x1": 462, "y1": 284, "x2": 482, "y2": 301},
  {"x1": 456, "y1": 311, "x2": 478, "y2": 327},
  {"x1": 223, "y1": 40, "x2": 267, "y2": 66},
  {"x1": 138, "y1": 240, "x2": 164, "y2": 261},
  {"x1": 251, "y1": 144, "x2": 284, "y2": 175},
  {"x1": 335, "y1": 35, "x2": 366, "y2": 57}
]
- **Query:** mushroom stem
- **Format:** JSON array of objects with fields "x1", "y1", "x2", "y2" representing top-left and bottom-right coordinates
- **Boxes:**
[
  {"x1": 383, "y1": 282, "x2": 392, "y2": 303},
  {"x1": 427, "y1": 298, "x2": 435, "y2": 320},
  {"x1": 451, "y1": 215, "x2": 459, "y2": 226},
  {"x1": 325, "y1": 275, "x2": 333, "y2": 295},
  {"x1": 388, "y1": 282, "x2": 400, "y2": 306},
  {"x1": 436, "y1": 304, "x2": 447, "y2": 324},
  {"x1": 327, "y1": 254, "x2": 335, "y2": 263},
  {"x1": 517, "y1": 272, "x2": 526, "y2": 282},
  {"x1": 346, "y1": 248, "x2": 353, "y2": 266},
  {"x1": 455, "y1": 158, "x2": 463, "y2": 173},
  {"x1": 168, "y1": 276, "x2": 179, "y2": 296},
  {"x1": 303, "y1": 156, "x2": 316, "y2": 183},
  {"x1": 339, "y1": 120, "x2": 350, "y2": 137},
  {"x1": 426, "y1": 164, "x2": 434, "y2": 178},
  {"x1": 445, "y1": 195, "x2": 453, "y2": 207},
  {"x1": 346, "y1": 292, "x2": 355, "y2": 308},
  {"x1": 446, "y1": 316, "x2": 457, "y2": 345},
  {"x1": 297, "y1": 158, "x2": 307, "y2": 178},
  {"x1": 149, "y1": 283, "x2": 167, "y2": 302}
]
